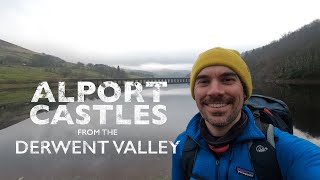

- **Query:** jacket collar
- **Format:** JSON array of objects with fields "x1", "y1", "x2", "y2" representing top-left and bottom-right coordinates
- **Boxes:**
[{"x1": 186, "y1": 106, "x2": 265, "y2": 148}]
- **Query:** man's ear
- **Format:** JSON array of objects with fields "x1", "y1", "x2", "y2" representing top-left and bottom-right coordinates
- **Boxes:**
[{"x1": 243, "y1": 93, "x2": 247, "y2": 100}]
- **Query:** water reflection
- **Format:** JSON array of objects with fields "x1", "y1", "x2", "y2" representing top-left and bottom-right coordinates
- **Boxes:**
[{"x1": 254, "y1": 83, "x2": 320, "y2": 137}]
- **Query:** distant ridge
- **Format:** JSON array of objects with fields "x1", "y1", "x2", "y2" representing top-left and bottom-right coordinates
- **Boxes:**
[
  {"x1": 0, "y1": 39, "x2": 36, "y2": 54},
  {"x1": 0, "y1": 39, "x2": 37, "y2": 63}
]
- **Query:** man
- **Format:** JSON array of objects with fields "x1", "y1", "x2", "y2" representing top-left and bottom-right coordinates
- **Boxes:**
[{"x1": 172, "y1": 47, "x2": 320, "y2": 180}]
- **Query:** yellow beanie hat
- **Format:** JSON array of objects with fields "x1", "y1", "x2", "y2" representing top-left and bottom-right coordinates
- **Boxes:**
[{"x1": 190, "y1": 47, "x2": 252, "y2": 100}]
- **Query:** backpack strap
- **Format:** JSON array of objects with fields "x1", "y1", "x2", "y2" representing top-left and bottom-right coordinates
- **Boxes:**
[
  {"x1": 266, "y1": 123, "x2": 276, "y2": 148},
  {"x1": 253, "y1": 109, "x2": 275, "y2": 148},
  {"x1": 182, "y1": 135, "x2": 202, "y2": 180},
  {"x1": 248, "y1": 110, "x2": 282, "y2": 180}
]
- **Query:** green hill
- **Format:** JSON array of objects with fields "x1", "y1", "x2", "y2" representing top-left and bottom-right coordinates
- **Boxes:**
[
  {"x1": 0, "y1": 39, "x2": 132, "y2": 83},
  {"x1": 0, "y1": 39, "x2": 37, "y2": 64},
  {"x1": 242, "y1": 19, "x2": 320, "y2": 83}
]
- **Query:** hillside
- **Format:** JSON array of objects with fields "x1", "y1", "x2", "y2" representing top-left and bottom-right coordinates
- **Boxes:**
[
  {"x1": 125, "y1": 69, "x2": 156, "y2": 78},
  {"x1": 0, "y1": 39, "x2": 131, "y2": 82},
  {"x1": 0, "y1": 39, "x2": 133, "y2": 105},
  {"x1": 242, "y1": 19, "x2": 320, "y2": 82},
  {"x1": 152, "y1": 70, "x2": 190, "y2": 78},
  {"x1": 0, "y1": 39, "x2": 37, "y2": 63},
  {"x1": 0, "y1": 39, "x2": 35, "y2": 54}
]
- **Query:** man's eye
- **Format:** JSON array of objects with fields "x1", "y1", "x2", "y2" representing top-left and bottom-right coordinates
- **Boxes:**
[
  {"x1": 222, "y1": 78, "x2": 235, "y2": 83},
  {"x1": 197, "y1": 79, "x2": 209, "y2": 84}
]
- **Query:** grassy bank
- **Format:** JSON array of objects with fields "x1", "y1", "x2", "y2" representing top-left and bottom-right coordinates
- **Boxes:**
[
  {"x1": 0, "y1": 89, "x2": 34, "y2": 104},
  {"x1": 0, "y1": 65, "x2": 60, "y2": 83}
]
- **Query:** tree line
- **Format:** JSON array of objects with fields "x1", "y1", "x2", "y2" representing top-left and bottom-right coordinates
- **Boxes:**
[
  {"x1": 242, "y1": 19, "x2": 320, "y2": 82},
  {"x1": 0, "y1": 53, "x2": 128, "y2": 79}
]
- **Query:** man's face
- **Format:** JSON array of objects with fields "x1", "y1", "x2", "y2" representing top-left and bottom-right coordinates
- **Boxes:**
[{"x1": 194, "y1": 65, "x2": 245, "y2": 129}]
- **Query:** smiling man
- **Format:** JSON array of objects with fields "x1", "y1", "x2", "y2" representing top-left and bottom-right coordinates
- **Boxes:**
[
  {"x1": 194, "y1": 66, "x2": 245, "y2": 137},
  {"x1": 172, "y1": 47, "x2": 320, "y2": 180}
]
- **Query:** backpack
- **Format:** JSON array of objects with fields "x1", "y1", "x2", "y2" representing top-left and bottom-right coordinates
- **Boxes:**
[{"x1": 182, "y1": 94, "x2": 293, "y2": 180}]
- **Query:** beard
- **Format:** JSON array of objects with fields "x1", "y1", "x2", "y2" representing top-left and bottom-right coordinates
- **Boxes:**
[{"x1": 200, "y1": 95, "x2": 242, "y2": 128}]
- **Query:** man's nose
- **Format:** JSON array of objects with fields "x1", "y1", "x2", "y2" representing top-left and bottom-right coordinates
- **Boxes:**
[{"x1": 206, "y1": 81, "x2": 224, "y2": 96}]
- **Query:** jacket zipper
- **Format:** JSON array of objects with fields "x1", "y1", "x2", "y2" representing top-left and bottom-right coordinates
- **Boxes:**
[
  {"x1": 226, "y1": 146, "x2": 234, "y2": 180},
  {"x1": 216, "y1": 158, "x2": 220, "y2": 179}
]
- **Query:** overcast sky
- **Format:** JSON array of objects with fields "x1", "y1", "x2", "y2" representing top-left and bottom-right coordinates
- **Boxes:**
[{"x1": 0, "y1": 0, "x2": 319, "y2": 71}]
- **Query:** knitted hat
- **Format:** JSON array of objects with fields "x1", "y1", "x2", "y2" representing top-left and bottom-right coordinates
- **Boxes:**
[{"x1": 190, "y1": 47, "x2": 252, "y2": 100}]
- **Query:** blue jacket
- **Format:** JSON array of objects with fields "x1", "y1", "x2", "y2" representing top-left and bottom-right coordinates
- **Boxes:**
[{"x1": 172, "y1": 106, "x2": 320, "y2": 180}]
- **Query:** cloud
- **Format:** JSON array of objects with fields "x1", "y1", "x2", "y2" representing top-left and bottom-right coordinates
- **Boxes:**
[
  {"x1": 120, "y1": 63, "x2": 193, "y2": 71},
  {"x1": 1, "y1": 0, "x2": 319, "y2": 65}
]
